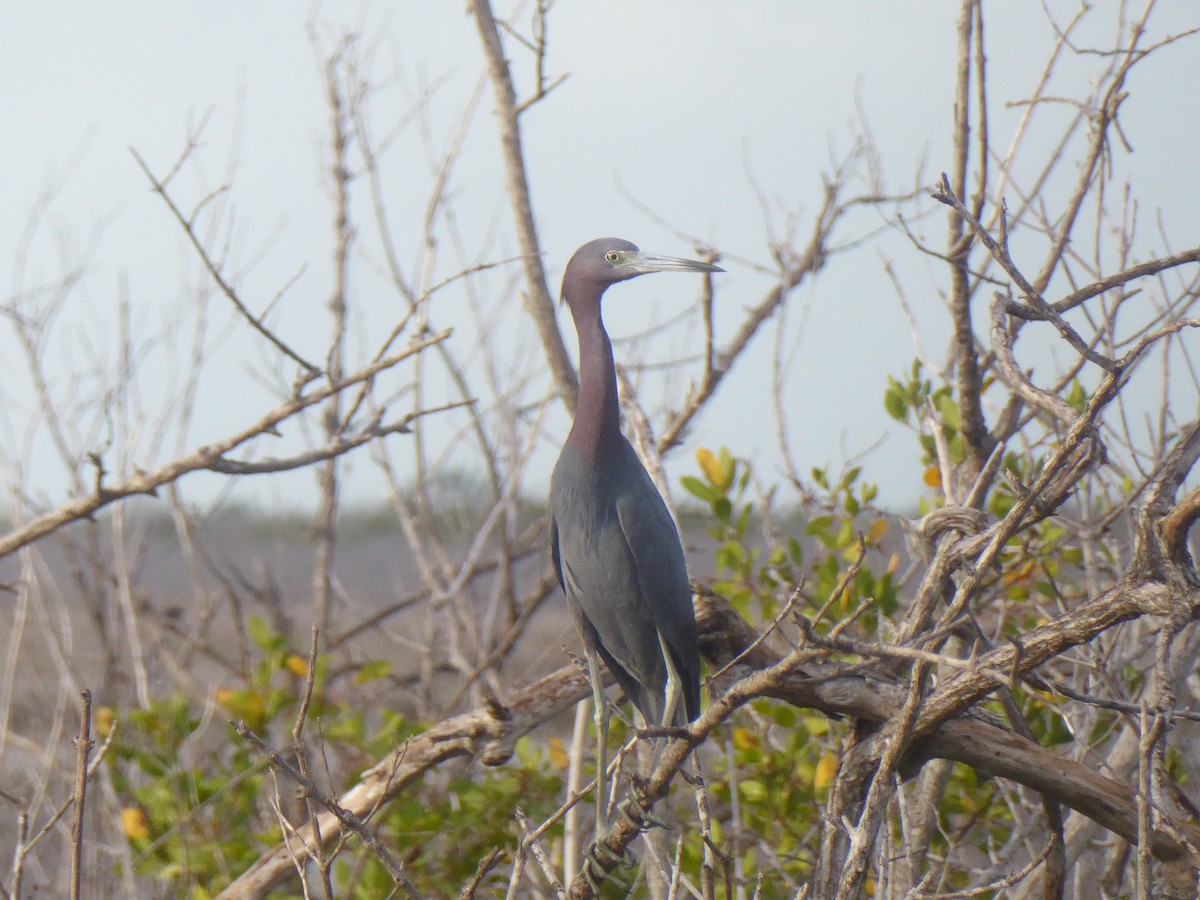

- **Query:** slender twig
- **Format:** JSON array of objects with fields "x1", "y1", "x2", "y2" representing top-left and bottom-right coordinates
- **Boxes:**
[
  {"x1": 311, "y1": 30, "x2": 355, "y2": 639},
  {"x1": 69, "y1": 690, "x2": 93, "y2": 900},
  {"x1": 458, "y1": 848, "x2": 507, "y2": 899},
  {"x1": 1012, "y1": 246, "x2": 1200, "y2": 319},
  {"x1": 833, "y1": 660, "x2": 930, "y2": 899},
  {"x1": 514, "y1": 807, "x2": 566, "y2": 897},
  {"x1": 0, "y1": 329, "x2": 451, "y2": 560},
  {"x1": 291, "y1": 626, "x2": 332, "y2": 897},
  {"x1": 933, "y1": 173, "x2": 1117, "y2": 372},
  {"x1": 233, "y1": 721, "x2": 421, "y2": 898},
  {"x1": 130, "y1": 149, "x2": 320, "y2": 375}
]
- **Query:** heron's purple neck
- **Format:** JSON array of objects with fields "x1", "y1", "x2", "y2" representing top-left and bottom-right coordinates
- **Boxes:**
[{"x1": 566, "y1": 292, "x2": 622, "y2": 461}]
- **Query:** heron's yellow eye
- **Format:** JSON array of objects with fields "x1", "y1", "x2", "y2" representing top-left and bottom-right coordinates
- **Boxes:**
[{"x1": 605, "y1": 251, "x2": 620, "y2": 264}]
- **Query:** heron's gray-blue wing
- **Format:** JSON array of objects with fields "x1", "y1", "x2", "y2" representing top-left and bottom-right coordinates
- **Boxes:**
[
  {"x1": 550, "y1": 451, "x2": 670, "y2": 722},
  {"x1": 614, "y1": 458, "x2": 701, "y2": 723},
  {"x1": 550, "y1": 516, "x2": 564, "y2": 592}
]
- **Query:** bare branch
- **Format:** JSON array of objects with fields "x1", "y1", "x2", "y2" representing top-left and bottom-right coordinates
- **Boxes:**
[
  {"x1": 468, "y1": 0, "x2": 578, "y2": 410},
  {"x1": 0, "y1": 330, "x2": 451, "y2": 559},
  {"x1": 130, "y1": 148, "x2": 320, "y2": 375}
]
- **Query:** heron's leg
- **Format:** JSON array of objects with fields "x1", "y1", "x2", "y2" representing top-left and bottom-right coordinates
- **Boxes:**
[
  {"x1": 652, "y1": 631, "x2": 684, "y2": 771},
  {"x1": 586, "y1": 649, "x2": 610, "y2": 843}
]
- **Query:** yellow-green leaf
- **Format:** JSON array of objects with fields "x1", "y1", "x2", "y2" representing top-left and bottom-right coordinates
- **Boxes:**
[
  {"x1": 548, "y1": 736, "x2": 569, "y2": 770},
  {"x1": 121, "y1": 807, "x2": 151, "y2": 840},
  {"x1": 696, "y1": 447, "x2": 733, "y2": 491},
  {"x1": 867, "y1": 519, "x2": 888, "y2": 544},
  {"x1": 732, "y1": 727, "x2": 759, "y2": 751},
  {"x1": 814, "y1": 752, "x2": 839, "y2": 790}
]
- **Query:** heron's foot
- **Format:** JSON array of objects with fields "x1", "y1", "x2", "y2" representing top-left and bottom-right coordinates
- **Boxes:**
[
  {"x1": 628, "y1": 773, "x2": 665, "y2": 807},
  {"x1": 581, "y1": 857, "x2": 605, "y2": 895},
  {"x1": 618, "y1": 793, "x2": 669, "y2": 832},
  {"x1": 582, "y1": 841, "x2": 636, "y2": 892},
  {"x1": 589, "y1": 839, "x2": 636, "y2": 868}
]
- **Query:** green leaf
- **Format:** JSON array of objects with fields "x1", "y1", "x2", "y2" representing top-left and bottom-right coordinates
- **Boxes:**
[
  {"x1": 717, "y1": 541, "x2": 746, "y2": 572},
  {"x1": 805, "y1": 515, "x2": 833, "y2": 537},
  {"x1": 834, "y1": 519, "x2": 854, "y2": 548},
  {"x1": 947, "y1": 432, "x2": 966, "y2": 464},
  {"x1": 736, "y1": 503, "x2": 752, "y2": 536},
  {"x1": 883, "y1": 389, "x2": 908, "y2": 422},
  {"x1": 739, "y1": 779, "x2": 769, "y2": 803},
  {"x1": 1066, "y1": 379, "x2": 1088, "y2": 412},
  {"x1": 246, "y1": 615, "x2": 274, "y2": 652},
  {"x1": 718, "y1": 447, "x2": 736, "y2": 489},
  {"x1": 936, "y1": 393, "x2": 962, "y2": 430},
  {"x1": 680, "y1": 475, "x2": 720, "y2": 502},
  {"x1": 1041, "y1": 710, "x2": 1073, "y2": 745},
  {"x1": 356, "y1": 659, "x2": 393, "y2": 683},
  {"x1": 771, "y1": 705, "x2": 797, "y2": 729}
]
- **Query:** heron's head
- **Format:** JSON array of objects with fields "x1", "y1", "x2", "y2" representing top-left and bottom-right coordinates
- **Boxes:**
[{"x1": 560, "y1": 238, "x2": 722, "y2": 306}]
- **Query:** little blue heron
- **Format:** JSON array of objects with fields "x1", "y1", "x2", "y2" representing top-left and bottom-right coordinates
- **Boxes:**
[{"x1": 550, "y1": 237, "x2": 720, "y2": 837}]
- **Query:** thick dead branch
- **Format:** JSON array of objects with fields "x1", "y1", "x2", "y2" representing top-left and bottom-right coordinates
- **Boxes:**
[
  {"x1": 1162, "y1": 485, "x2": 1200, "y2": 572},
  {"x1": 699, "y1": 592, "x2": 1200, "y2": 872}
]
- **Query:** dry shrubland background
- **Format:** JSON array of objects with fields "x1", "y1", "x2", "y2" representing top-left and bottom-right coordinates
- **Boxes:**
[{"x1": 3, "y1": 3, "x2": 1200, "y2": 898}]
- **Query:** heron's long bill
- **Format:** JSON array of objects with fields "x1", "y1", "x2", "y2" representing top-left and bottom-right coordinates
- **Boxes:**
[{"x1": 627, "y1": 252, "x2": 724, "y2": 276}]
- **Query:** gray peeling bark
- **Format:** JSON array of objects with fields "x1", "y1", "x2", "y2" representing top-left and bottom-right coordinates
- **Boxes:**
[{"x1": 469, "y1": 0, "x2": 580, "y2": 412}]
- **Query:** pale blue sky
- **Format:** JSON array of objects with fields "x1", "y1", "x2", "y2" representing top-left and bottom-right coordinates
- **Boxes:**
[{"x1": 2, "y1": 3, "x2": 1196, "y2": 513}]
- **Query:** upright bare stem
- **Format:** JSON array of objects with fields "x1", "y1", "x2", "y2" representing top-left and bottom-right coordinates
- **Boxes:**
[
  {"x1": 469, "y1": 0, "x2": 579, "y2": 410},
  {"x1": 947, "y1": 0, "x2": 994, "y2": 478},
  {"x1": 70, "y1": 690, "x2": 94, "y2": 900},
  {"x1": 312, "y1": 35, "x2": 355, "y2": 636}
]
